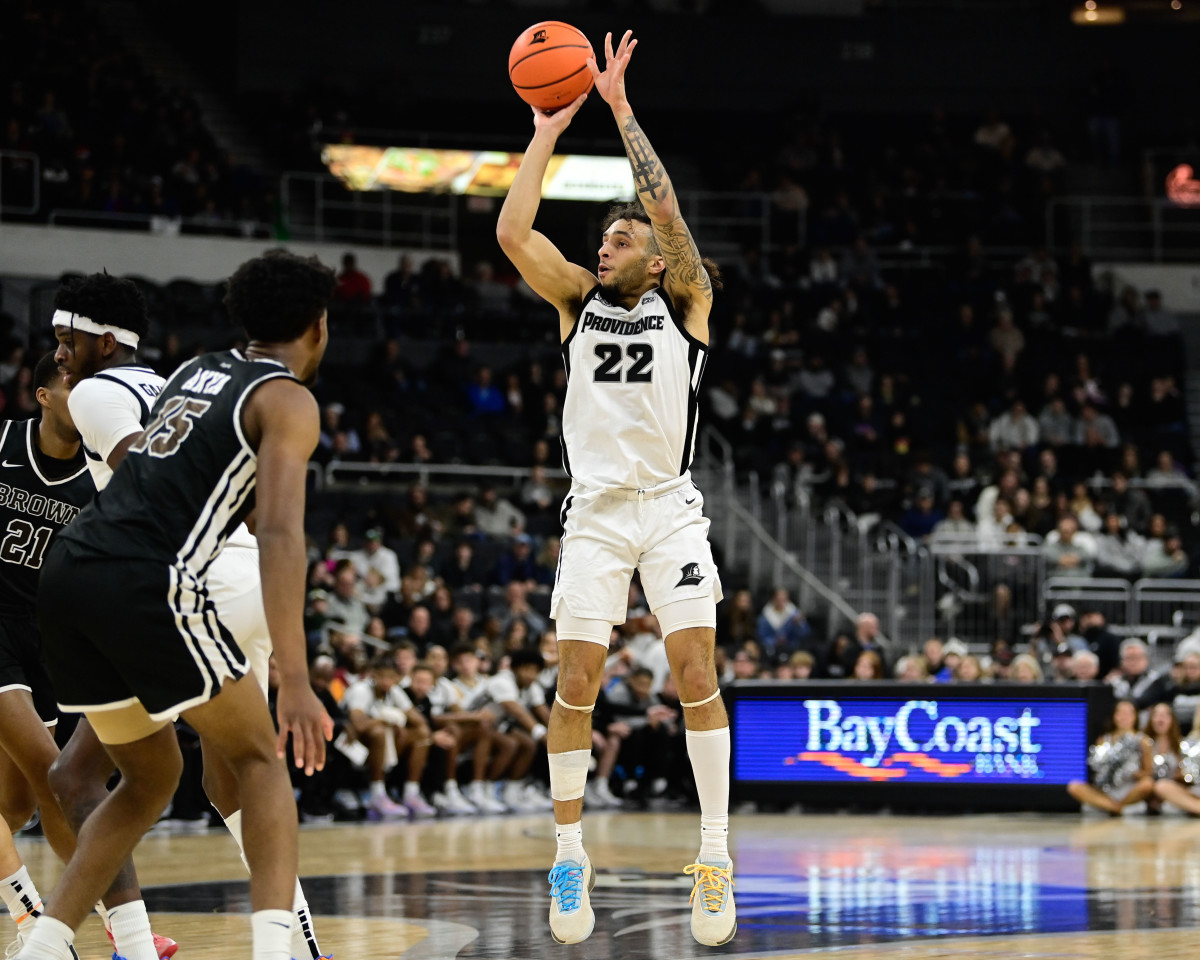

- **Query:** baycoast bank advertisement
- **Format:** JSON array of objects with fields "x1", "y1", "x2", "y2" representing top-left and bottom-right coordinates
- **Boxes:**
[{"x1": 734, "y1": 695, "x2": 1089, "y2": 785}]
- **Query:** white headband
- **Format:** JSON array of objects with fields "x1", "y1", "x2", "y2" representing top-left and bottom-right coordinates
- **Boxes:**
[{"x1": 51, "y1": 309, "x2": 140, "y2": 349}]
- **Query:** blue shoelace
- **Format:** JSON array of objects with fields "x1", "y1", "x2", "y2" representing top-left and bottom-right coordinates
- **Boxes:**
[{"x1": 548, "y1": 863, "x2": 585, "y2": 912}]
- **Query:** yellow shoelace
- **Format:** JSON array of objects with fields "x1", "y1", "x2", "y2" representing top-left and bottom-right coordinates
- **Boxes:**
[{"x1": 684, "y1": 863, "x2": 733, "y2": 913}]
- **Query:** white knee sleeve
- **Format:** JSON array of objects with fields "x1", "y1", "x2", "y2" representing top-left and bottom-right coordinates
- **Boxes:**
[
  {"x1": 554, "y1": 611, "x2": 614, "y2": 646},
  {"x1": 548, "y1": 749, "x2": 591, "y2": 802},
  {"x1": 655, "y1": 595, "x2": 717, "y2": 638}
]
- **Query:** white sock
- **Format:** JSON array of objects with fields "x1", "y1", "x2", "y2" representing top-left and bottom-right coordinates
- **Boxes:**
[
  {"x1": 224, "y1": 809, "x2": 252, "y2": 873},
  {"x1": 686, "y1": 727, "x2": 731, "y2": 863},
  {"x1": 444, "y1": 779, "x2": 459, "y2": 795},
  {"x1": 251, "y1": 908, "x2": 294, "y2": 960},
  {"x1": 107, "y1": 901, "x2": 158, "y2": 960},
  {"x1": 227, "y1": 811, "x2": 322, "y2": 958},
  {"x1": 93, "y1": 903, "x2": 110, "y2": 933},
  {"x1": 402, "y1": 781, "x2": 420, "y2": 800},
  {"x1": 554, "y1": 820, "x2": 585, "y2": 863},
  {"x1": 369, "y1": 781, "x2": 387, "y2": 801},
  {"x1": 291, "y1": 878, "x2": 321, "y2": 960},
  {"x1": 0, "y1": 865, "x2": 41, "y2": 925},
  {"x1": 14, "y1": 915, "x2": 73, "y2": 960}
]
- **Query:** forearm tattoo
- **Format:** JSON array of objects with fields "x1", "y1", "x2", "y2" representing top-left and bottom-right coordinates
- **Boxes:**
[
  {"x1": 621, "y1": 115, "x2": 666, "y2": 201},
  {"x1": 620, "y1": 115, "x2": 712, "y2": 302}
]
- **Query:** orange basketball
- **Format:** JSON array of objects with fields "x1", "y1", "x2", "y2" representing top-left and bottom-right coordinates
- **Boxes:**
[{"x1": 508, "y1": 21, "x2": 594, "y2": 112}]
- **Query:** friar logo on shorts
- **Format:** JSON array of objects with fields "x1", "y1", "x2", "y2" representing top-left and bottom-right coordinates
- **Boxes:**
[
  {"x1": 675, "y1": 563, "x2": 704, "y2": 587},
  {"x1": 530, "y1": 29, "x2": 549, "y2": 43}
]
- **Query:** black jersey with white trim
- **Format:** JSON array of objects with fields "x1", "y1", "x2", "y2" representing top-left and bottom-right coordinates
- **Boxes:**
[
  {"x1": 0, "y1": 419, "x2": 91, "y2": 613},
  {"x1": 58, "y1": 350, "x2": 295, "y2": 576}
]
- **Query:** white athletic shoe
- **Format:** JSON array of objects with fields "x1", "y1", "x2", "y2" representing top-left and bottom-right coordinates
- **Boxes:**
[
  {"x1": 523, "y1": 783, "x2": 556, "y2": 811},
  {"x1": 436, "y1": 784, "x2": 478, "y2": 816},
  {"x1": 467, "y1": 780, "x2": 509, "y2": 814},
  {"x1": 592, "y1": 780, "x2": 623, "y2": 808},
  {"x1": 503, "y1": 781, "x2": 541, "y2": 813},
  {"x1": 548, "y1": 855, "x2": 596, "y2": 944},
  {"x1": 685, "y1": 858, "x2": 737, "y2": 946}
]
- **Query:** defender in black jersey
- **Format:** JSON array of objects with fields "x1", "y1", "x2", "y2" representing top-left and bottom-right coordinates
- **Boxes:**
[
  {"x1": 0, "y1": 355, "x2": 93, "y2": 938},
  {"x1": 25, "y1": 253, "x2": 335, "y2": 960}
]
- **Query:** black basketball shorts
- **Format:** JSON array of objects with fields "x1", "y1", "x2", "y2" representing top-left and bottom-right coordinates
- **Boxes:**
[
  {"x1": 37, "y1": 539, "x2": 250, "y2": 721},
  {"x1": 0, "y1": 614, "x2": 59, "y2": 725}
]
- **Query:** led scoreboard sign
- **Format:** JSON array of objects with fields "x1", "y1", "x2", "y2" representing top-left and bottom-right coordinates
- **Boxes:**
[{"x1": 729, "y1": 682, "x2": 1111, "y2": 811}]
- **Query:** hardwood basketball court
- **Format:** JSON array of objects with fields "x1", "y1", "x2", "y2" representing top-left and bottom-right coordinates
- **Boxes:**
[{"x1": 15, "y1": 810, "x2": 1200, "y2": 959}]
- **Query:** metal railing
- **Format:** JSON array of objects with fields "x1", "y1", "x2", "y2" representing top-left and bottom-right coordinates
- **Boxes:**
[
  {"x1": 280, "y1": 171, "x2": 459, "y2": 250},
  {"x1": 1045, "y1": 195, "x2": 1200, "y2": 263},
  {"x1": 322, "y1": 459, "x2": 567, "y2": 489},
  {"x1": 46, "y1": 208, "x2": 272, "y2": 237}
]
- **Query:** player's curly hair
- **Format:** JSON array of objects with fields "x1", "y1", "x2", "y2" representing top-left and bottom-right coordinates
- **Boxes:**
[
  {"x1": 53, "y1": 273, "x2": 149, "y2": 340},
  {"x1": 224, "y1": 250, "x2": 336, "y2": 343},
  {"x1": 32, "y1": 351, "x2": 61, "y2": 393},
  {"x1": 602, "y1": 201, "x2": 724, "y2": 291}
]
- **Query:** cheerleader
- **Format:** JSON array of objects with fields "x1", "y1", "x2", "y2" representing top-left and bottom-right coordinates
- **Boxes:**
[
  {"x1": 1153, "y1": 703, "x2": 1200, "y2": 815},
  {"x1": 1068, "y1": 699, "x2": 1155, "y2": 814}
]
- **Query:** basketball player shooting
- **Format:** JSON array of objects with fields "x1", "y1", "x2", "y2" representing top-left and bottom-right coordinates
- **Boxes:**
[
  {"x1": 21, "y1": 252, "x2": 334, "y2": 960},
  {"x1": 497, "y1": 29, "x2": 735, "y2": 948}
]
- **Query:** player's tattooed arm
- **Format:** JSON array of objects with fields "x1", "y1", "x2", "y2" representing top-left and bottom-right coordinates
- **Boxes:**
[{"x1": 616, "y1": 113, "x2": 713, "y2": 305}]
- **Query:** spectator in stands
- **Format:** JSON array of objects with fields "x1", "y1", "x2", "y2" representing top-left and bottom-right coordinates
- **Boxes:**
[
  {"x1": 334, "y1": 252, "x2": 372, "y2": 305},
  {"x1": 1049, "y1": 644, "x2": 1077, "y2": 682},
  {"x1": 989, "y1": 400, "x2": 1040, "y2": 455},
  {"x1": 493, "y1": 581, "x2": 548, "y2": 639},
  {"x1": 946, "y1": 452, "x2": 982, "y2": 512},
  {"x1": 755, "y1": 589, "x2": 812, "y2": 662},
  {"x1": 601, "y1": 666, "x2": 677, "y2": 806},
  {"x1": 1110, "y1": 471, "x2": 1152, "y2": 534},
  {"x1": 1142, "y1": 523, "x2": 1190, "y2": 578},
  {"x1": 1109, "y1": 639, "x2": 1171, "y2": 712},
  {"x1": 899, "y1": 489, "x2": 944, "y2": 541},
  {"x1": 474, "y1": 484, "x2": 526, "y2": 537},
  {"x1": 1169, "y1": 652, "x2": 1200, "y2": 733},
  {"x1": 362, "y1": 411, "x2": 400, "y2": 464},
  {"x1": 464, "y1": 648, "x2": 552, "y2": 813},
  {"x1": 327, "y1": 559, "x2": 371, "y2": 635},
  {"x1": 988, "y1": 308, "x2": 1025, "y2": 373},
  {"x1": 1075, "y1": 403, "x2": 1120, "y2": 451},
  {"x1": 1043, "y1": 515, "x2": 1097, "y2": 579},
  {"x1": 938, "y1": 639, "x2": 968, "y2": 681},
  {"x1": 1078, "y1": 611, "x2": 1122, "y2": 677},
  {"x1": 931, "y1": 500, "x2": 974, "y2": 542},
  {"x1": 1072, "y1": 650, "x2": 1100, "y2": 681},
  {"x1": 1038, "y1": 397, "x2": 1075, "y2": 450},
  {"x1": 894, "y1": 655, "x2": 929, "y2": 682},
  {"x1": 495, "y1": 533, "x2": 546, "y2": 588},
  {"x1": 719, "y1": 589, "x2": 757, "y2": 651},
  {"x1": 842, "y1": 613, "x2": 886, "y2": 677},
  {"x1": 1146, "y1": 451, "x2": 1197, "y2": 498},
  {"x1": 852, "y1": 650, "x2": 885, "y2": 680},
  {"x1": 318, "y1": 403, "x2": 362, "y2": 462},
  {"x1": 296, "y1": 656, "x2": 355, "y2": 821},
  {"x1": 954, "y1": 656, "x2": 986, "y2": 683},
  {"x1": 1011, "y1": 654, "x2": 1044, "y2": 683},
  {"x1": 342, "y1": 655, "x2": 437, "y2": 819},
  {"x1": 467, "y1": 366, "x2": 507, "y2": 418},
  {"x1": 351, "y1": 527, "x2": 401, "y2": 597},
  {"x1": 441, "y1": 541, "x2": 485, "y2": 591},
  {"x1": 390, "y1": 483, "x2": 438, "y2": 540},
  {"x1": 1094, "y1": 512, "x2": 1145, "y2": 578}
]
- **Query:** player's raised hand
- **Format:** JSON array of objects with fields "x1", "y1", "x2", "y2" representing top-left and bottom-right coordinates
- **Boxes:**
[
  {"x1": 587, "y1": 30, "x2": 637, "y2": 106},
  {"x1": 276, "y1": 679, "x2": 334, "y2": 776},
  {"x1": 532, "y1": 92, "x2": 588, "y2": 135}
]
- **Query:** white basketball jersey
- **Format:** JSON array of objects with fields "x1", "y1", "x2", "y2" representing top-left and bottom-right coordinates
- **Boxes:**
[
  {"x1": 560, "y1": 286, "x2": 708, "y2": 491},
  {"x1": 68, "y1": 364, "x2": 165, "y2": 491}
]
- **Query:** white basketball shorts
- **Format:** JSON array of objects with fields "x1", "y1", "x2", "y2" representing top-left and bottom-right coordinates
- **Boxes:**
[
  {"x1": 551, "y1": 474, "x2": 723, "y2": 626},
  {"x1": 206, "y1": 543, "x2": 271, "y2": 698}
]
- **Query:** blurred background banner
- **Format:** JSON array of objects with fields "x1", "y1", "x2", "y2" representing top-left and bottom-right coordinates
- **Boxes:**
[{"x1": 321, "y1": 145, "x2": 635, "y2": 201}]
